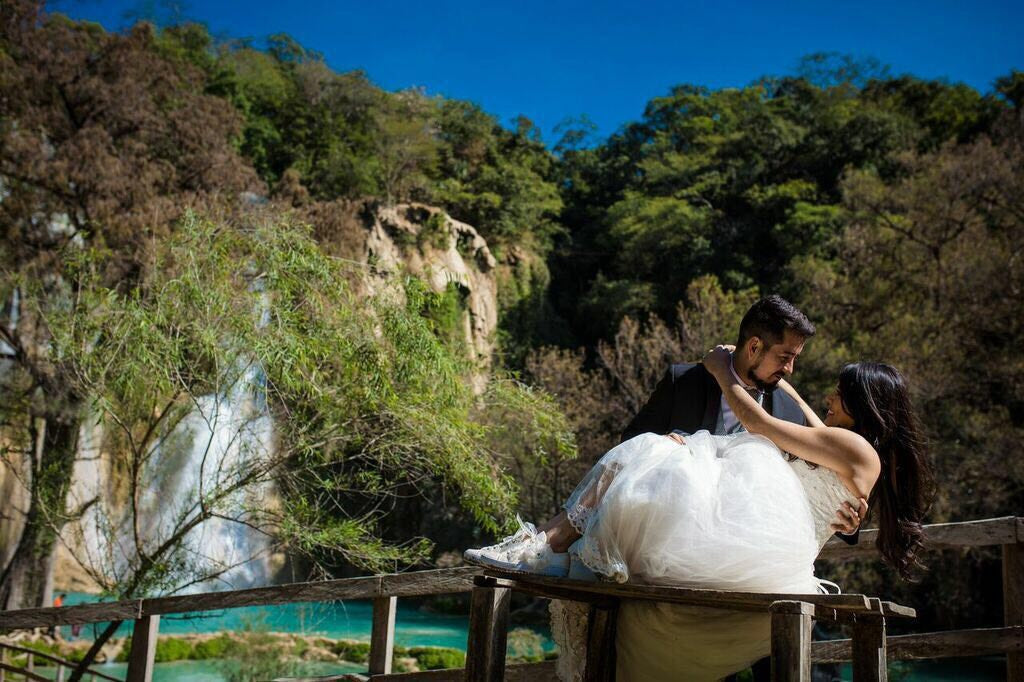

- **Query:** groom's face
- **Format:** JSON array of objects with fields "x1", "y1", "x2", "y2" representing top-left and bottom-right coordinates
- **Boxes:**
[{"x1": 747, "y1": 329, "x2": 806, "y2": 391}]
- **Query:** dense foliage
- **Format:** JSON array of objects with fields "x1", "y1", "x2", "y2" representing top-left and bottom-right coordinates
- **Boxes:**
[{"x1": 1, "y1": 0, "x2": 1022, "y2": 641}]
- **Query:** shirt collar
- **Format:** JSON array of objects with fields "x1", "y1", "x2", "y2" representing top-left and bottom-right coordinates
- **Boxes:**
[{"x1": 728, "y1": 354, "x2": 757, "y2": 390}]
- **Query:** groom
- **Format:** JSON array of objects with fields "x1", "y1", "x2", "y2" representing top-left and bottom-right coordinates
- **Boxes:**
[
  {"x1": 622, "y1": 294, "x2": 865, "y2": 538},
  {"x1": 622, "y1": 294, "x2": 862, "y2": 682}
]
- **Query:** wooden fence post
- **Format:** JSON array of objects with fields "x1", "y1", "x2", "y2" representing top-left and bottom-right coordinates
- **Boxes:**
[
  {"x1": 583, "y1": 603, "x2": 618, "y2": 682},
  {"x1": 1005, "y1": 531, "x2": 1024, "y2": 682},
  {"x1": 0, "y1": 646, "x2": 5, "y2": 682},
  {"x1": 852, "y1": 614, "x2": 887, "y2": 682},
  {"x1": 126, "y1": 615, "x2": 160, "y2": 682},
  {"x1": 770, "y1": 601, "x2": 813, "y2": 682},
  {"x1": 465, "y1": 579, "x2": 511, "y2": 682},
  {"x1": 369, "y1": 595, "x2": 397, "y2": 675}
]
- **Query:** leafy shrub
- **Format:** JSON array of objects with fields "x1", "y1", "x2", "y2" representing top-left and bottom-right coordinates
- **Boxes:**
[
  {"x1": 407, "y1": 646, "x2": 466, "y2": 670},
  {"x1": 191, "y1": 633, "x2": 235, "y2": 659},
  {"x1": 154, "y1": 638, "x2": 193, "y2": 662},
  {"x1": 331, "y1": 640, "x2": 371, "y2": 664},
  {"x1": 506, "y1": 628, "x2": 544, "y2": 662}
]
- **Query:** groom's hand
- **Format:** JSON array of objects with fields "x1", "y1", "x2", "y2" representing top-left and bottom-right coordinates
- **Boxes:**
[
  {"x1": 665, "y1": 433, "x2": 686, "y2": 445},
  {"x1": 830, "y1": 498, "x2": 868, "y2": 534}
]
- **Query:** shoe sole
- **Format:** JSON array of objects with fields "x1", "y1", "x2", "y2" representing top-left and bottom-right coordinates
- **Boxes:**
[{"x1": 463, "y1": 553, "x2": 568, "y2": 578}]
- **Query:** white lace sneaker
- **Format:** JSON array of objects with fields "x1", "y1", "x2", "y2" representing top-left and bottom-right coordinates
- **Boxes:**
[{"x1": 464, "y1": 516, "x2": 570, "y2": 577}]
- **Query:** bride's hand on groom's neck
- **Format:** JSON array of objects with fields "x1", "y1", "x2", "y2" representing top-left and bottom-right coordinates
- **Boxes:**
[{"x1": 702, "y1": 344, "x2": 735, "y2": 380}]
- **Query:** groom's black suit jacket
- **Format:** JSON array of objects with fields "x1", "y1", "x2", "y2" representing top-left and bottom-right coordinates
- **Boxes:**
[
  {"x1": 621, "y1": 363, "x2": 805, "y2": 440},
  {"x1": 621, "y1": 362, "x2": 859, "y2": 545}
]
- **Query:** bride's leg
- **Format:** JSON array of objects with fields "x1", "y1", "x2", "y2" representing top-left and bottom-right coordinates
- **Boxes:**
[
  {"x1": 538, "y1": 511, "x2": 579, "y2": 553},
  {"x1": 540, "y1": 459, "x2": 622, "y2": 553}
]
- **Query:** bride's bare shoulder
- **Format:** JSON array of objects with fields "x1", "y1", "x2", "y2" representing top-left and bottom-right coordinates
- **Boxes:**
[{"x1": 825, "y1": 426, "x2": 881, "y2": 471}]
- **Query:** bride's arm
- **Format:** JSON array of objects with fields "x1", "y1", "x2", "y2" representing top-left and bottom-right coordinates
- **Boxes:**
[
  {"x1": 776, "y1": 378, "x2": 826, "y2": 428},
  {"x1": 703, "y1": 346, "x2": 879, "y2": 493}
]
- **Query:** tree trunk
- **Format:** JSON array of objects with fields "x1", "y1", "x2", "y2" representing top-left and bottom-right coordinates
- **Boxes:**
[{"x1": 0, "y1": 414, "x2": 80, "y2": 610}]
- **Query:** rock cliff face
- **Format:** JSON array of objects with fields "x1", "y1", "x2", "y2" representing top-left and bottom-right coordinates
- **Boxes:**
[{"x1": 306, "y1": 199, "x2": 499, "y2": 390}]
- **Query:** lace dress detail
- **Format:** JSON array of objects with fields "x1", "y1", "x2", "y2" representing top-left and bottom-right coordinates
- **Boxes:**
[
  {"x1": 565, "y1": 504, "x2": 592, "y2": 536},
  {"x1": 550, "y1": 430, "x2": 860, "y2": 681}
]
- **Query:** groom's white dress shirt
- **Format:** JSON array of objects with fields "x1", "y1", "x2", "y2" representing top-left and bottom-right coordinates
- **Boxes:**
[{"x1": 720, "y1": 356, "x2": 763, "y2": 434}]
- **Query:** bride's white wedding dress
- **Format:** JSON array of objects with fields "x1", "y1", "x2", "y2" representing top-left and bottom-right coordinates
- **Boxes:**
[{"x1": 549, "y1": 430, "x2": 859, "y2": 681}]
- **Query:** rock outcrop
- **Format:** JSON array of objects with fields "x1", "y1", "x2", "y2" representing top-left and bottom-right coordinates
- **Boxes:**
[{"x1": 305, "y1": 199, "x2": 499, "y2": 390}]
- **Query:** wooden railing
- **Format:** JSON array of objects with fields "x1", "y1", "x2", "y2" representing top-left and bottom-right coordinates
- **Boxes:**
[
  {"x1": 0, "y1": 642, "x2": 120, "y2": 682},
  {"x1": 0, "y1": 516, "x2": 1017, "y2": 681},
  {"x1": 818, "y1": 515, "x2": 1024, "y2": 680},
  {"x1": 0, "y1": 567, "x2": 486, "y2": 682}
]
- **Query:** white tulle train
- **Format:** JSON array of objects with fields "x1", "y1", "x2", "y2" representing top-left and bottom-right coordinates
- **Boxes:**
[{"x1": 552, "y1": 431, "x2": 851, "y2": 681}]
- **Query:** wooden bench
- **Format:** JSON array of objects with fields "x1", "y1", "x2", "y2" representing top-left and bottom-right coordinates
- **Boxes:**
[{"x1": 465, "y1": 569, "x2": 915, "y2": 682}]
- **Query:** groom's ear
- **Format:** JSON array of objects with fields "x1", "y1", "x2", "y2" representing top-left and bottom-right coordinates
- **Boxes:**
[{"x1": 747, "y1": 337, "x2": 761, "y2": 357}]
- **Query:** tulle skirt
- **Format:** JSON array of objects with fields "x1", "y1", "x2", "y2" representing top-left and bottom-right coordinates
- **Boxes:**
[{"x1": 553, "y1": 431, "x2": 822, "y2": 681}]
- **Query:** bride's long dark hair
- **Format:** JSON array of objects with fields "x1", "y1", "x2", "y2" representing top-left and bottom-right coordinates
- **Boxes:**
[{"x1": 838, "y1": 362, "x2": 935, "y2": 580}]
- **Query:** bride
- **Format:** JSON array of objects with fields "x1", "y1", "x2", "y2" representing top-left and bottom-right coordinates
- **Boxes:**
[{"x1": 464, "y1": 347, "x2": 934, "y2": 680}]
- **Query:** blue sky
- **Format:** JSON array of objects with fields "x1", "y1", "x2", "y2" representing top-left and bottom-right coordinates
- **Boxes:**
[{"x1": 61, "y1": 1, "x2": 1024, "y2": 144}]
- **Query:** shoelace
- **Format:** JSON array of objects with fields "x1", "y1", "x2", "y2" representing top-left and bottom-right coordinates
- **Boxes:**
[
  {"x1": 815, "y1": 578, "x2": 842, "y2": 595},
  {"x1": 480, "y1": 515, "x2": 537, "y2": 560}
]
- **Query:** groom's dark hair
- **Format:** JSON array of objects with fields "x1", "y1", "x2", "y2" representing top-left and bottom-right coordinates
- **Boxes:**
[{"x1": 736, "y1": 295, "x2": 815, "y2": 347}]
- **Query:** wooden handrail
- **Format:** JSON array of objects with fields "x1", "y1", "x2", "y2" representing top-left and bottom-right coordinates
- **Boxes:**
[
  {"x1": 1, "y1": 518, "x2": 1015, "y2": 631},
  {"x1": 811, "y1": 626, "x2": 1024, "y2": 662},
  {"x1": 0, "y1": 643, "x2": 121, "y2": 681},
  {"x1": 0, "y1": 516, "x2": 1017, "y2": 681},
  {"x1": 0, "y1": 567, "x2": 481, "y2": 632},
  {"x1": 820, "y1": 515, "x2": 1022, "y2": 559}
]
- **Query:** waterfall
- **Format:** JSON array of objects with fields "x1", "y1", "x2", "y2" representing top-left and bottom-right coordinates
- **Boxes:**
[{"x1": 67, "y1": 363, "x2": 276, "y2": 593}]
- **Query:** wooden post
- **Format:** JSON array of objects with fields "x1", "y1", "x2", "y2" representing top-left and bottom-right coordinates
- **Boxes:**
[
  {"x1": 55, "y1": 664, "x2": 65, "y2": 682},
  {"x1": 126, "y1": 615, "x2": 160, "y2": 682},
  {"x1": 0, "y1": 646, "x2": 5, "y2": 682},
  {"x1": 26, "y1": 652, "x2": 33, "y2": 674},
  {"x1": 583, "y1": 603, "x2": 618, "y2": 682},
  {"x1": 369, "y1": 595, "x2": 397, "y2": 675},
  {"x1": 1005, "y1": 538, "x2": 1024, "y2": 682},
  {"x1": 770, "y1": 600, "x2": 813, "y2": 682},
  {"x1": 465, "y1": 580, "x2": 511, "y2": 682},
  {"x1": 852, "y1": 614, "x2": 887, "y2": 682}
]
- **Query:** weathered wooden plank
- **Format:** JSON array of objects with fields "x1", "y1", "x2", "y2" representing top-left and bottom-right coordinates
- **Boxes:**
[
  {"x1": 379, "y1": 567, "x2": 481, "y2": 598},
  {"x1": 465, "y1": 582, "x2": 511, "y2": 682},
  {"x1": 1005, "y1": 542, "x2": 1024, "y2": 682},
  {"x1": 363, "y1": 661, "x2": 559, "y2": 681},
  {"x1": 126, "y1": 616, "x2": 160, "y2": 682},
  {"x1": 0, "y1": 599, "x2": 141, "y2": 631},
  {"x1": 272, "y1": 676, "x2": 368, "y2": 681},
  {"x1": 583, "y1": 604, "x2": 617, "y2": 682},
  {"x1": 142, "y1": 576, "x2": 382, "y2": 616},
  {"x1": 820, "y1": 516, "x2": 1020, "y2": 559},
  {"x1": 852, "y1": 615, "x2": 887, "y2": 682},
  {"x1": 0, "y1": 662, "x2": 48, "y2": 682},
  {"x1": 369, "y1": 596, "x2": 397, "y2": 675},
  {"x1": 812, "y1": 626, "x2": 1024, "y2": 662},
  {"x1": 879, "y1": 601, "x2": 916, "y2": 618},
  {"x1": 487, "y1": 578, "x2": 617, "y2": 609},
  {"x1": 770, "y1": 601, "x2": 813, "y2": 682},
  {"x1": 485, "y1": 569, "x2": 877, "y2": 614}
]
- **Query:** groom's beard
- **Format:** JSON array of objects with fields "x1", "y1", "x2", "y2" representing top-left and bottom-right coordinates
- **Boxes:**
[{"x1": 747, "y1": 359, "x2": 783, "y2": 393}]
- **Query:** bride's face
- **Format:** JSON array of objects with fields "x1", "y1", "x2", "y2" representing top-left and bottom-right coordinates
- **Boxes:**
[{"x1": 824, "y1": 387, "x2": 855, "y2": 428}]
